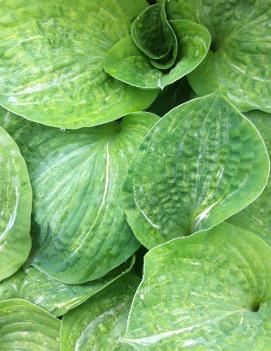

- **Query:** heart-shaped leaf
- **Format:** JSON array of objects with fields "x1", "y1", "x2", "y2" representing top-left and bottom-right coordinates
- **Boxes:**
[
  {"x1": 0, "y1": 257, "x2": 134, "y2": 317},
  {"x1": 0, "y1": 299, "x2": 60, "y2": 350},
  {"x1": 123, "y1": 92, "x2": 270, "y2": 249},
  {"x1": 167, "y1": 0, "x2": 271, "y2": 113},
  {"x1": 123, "y1": 223, "x2": 271, "y2": 350},
  {"x1": 0, "y1": 0, "x2": 157, "y2": 128},
  {"x1": 229, "y1": 111, "x2": 271, "y2": 243},
  {"x1": 0, "y1": 126, "x2": 32, "y2": 281},
  {"x1": 105, "y1": 20, "x2": 210, "y2": 89},
  {"x1": 61, "y1": 273, "x2": 140, "y2": 351},
  {"x1": 0, "y1": 108, "x2": 158, "y2": 283}
]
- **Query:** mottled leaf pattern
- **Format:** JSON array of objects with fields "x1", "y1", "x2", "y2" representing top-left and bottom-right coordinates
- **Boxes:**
[
  {"x1": 167, "y1": 0, "x2": 271, "y2": 112},
  {"x1": 123, "y1": 92, "x2": 269, "y2": 248},
  {"x1": 0, "y1": 0, "x2": 157, "y2": 128},
  {"x1": 229, "y1": 111, "x2": 271, "y2": 243},
  {"x1": 0, "y1": 125, "x2": 32, "y2": 281},
  {"x1": 124, "y1": 223, "x2": 271, "y2": 350},
  {"x1": 61, "y1": 273, "x2": 139, "y2": 351},
  {"x1": 0, "y1": 109, "x2": 158, "y2": 283},
  {"x1": 0, "y1": 299, "x2": 60, "y2": 350}
]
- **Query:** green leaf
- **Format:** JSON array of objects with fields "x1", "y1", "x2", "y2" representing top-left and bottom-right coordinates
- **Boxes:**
[
  {"x1": 229, "y1": 111, "x2": 271, "y2": 244},
  {"x1": 0, "y1": 299, "x2": 60, "y2": 350},
  {"x1": 167, "y1": 0, "x2": 271, "y2": 113},
  {"x1": 0, "y1": 257, "x2": 134, "y2": 317},
  {"x1": 0, "y1": 109, "x2": 158, "y2": 283},
  {"x1": 123, "y1": 223, "x2": 271, "y2": 350},
  {"x1": 131, "y1": 2, "x2": 178, "y2": 69},
  {"x1": 123, "y1": 92, "x2": 270, "y2": 249},
  {"x1": 0, "y1": 125, "x2": 32, "y2": 281},
  {"x1": 105, "y1": 20, "x2": 210, "y2": 89},
  {"x1": 0, "y1": 0, "x2": 157, "y2": 128},
  {"x1": 61, "y1": 273, "x2": 140, "y2": 351},
  {"x1": 0, "y1": 270, "x2": 25, "y2": 300}
]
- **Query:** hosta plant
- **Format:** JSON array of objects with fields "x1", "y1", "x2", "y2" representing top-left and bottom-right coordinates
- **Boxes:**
[{"x1": 0, "y1": 0, "x2": 271, "y2": 350}]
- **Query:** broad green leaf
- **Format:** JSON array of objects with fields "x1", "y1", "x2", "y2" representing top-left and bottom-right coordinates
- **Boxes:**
[
  {"x1": 0, "y1": 126, "x2": 32, "y2": 281},
  {"x1": 229, "y1": 111, "x2": 271, "y2": 244},
  {"x1": 123, "y1": 92, "x2": 270, "y2": 249},
  {"x1": 0, "y1": 270, "x2": 24, "y2": 300},
  {"x1": 0, "y1": 258, "x2": 134, "y2": 317},
  {"x1": 104, "y1": 20, "x2": 210, "y2": 89},
  {"x1": 123, "y1": 223, "x2": 271, "y2": 350},
  {"x1": 167, "y1": 0, "x2": 271, "y2": 113},
  {"x1": 0, "y1": 0, "x2": 157, "y2": 128},
  {"x1": 0, "y1": 299, "x2": 60, "y2": 350},
  {"x1": 61, "y1": 273, "x2": 139, "y2": 351},
  {"x1": 131, "y1": 2, "x2": 178, "y2": 69},
  {"x1": 0, "y1": 109, "x2": 158, "y2": 283}
]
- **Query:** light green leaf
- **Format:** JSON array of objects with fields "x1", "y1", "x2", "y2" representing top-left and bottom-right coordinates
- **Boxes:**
[
  {"x1": 229, "y1": 111, "x2": 271, "y2": 244},
  {"x1": 0, "y1": 270, "x2": 24, "y2": 300},
  {"x1": 0, "y1": 125, "x2": 32, "y2": 281},
  {"x1": 167, "y1": 0, "x2": 271, "y2": 112},
  {"x1": 0, "y1": 109, "x2": 158, "y2": 283},
  {"x1": 61, "y1": 273, "x2": 140, "y2": 351},
  {"x1": 123, "y1": 223, "x2": 271, "y2": 350},
  {"x1": 0, "y1": 257, "x2": 134, "y2": 317},
  {"x1": 131, "y1": 2, "x2": 178, "y2": 69},
  {"x1": 0, "y1": 299, "x2": 60, "y2": 350},
  {"x1": 123, "y1": 92, "x2": 270, "y2": 249},
  {"x1": 0, "y1": 0, "x2": 157, "y2": 128},
  {"x1": 105, "y1": 20, "x2": 210, "y2": 89}
]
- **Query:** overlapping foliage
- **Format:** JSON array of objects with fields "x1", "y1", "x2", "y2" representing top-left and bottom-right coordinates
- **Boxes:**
[{"x1": 0, "y1": 0, "x2": 271, "y2": 350}]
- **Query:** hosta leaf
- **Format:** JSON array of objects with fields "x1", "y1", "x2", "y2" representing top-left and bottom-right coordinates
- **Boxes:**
[
  {"x1": 0, "y1": 109, "x2": 158, "y2": 283},
  {"x1": 131, "y1": 2, "x2": 178, "y2": 69},
  {"x1": 61, "y1": 273, "x2": 139, "y2": 351},
  {"x1": 0, "y1": 270, "x2": 24, "y2": 300},
  {"x1": 229, "y1": 111, "x2": 271, "y2": 243},
  {"x1": 104, "y1": 20, "x2": 210, "y2": 89},
  {"x1": 0, "y1": 258, "x2": 134, "y2": 317},
  {"x1": 23, "y1": 258, "x2": 135, "y2": 317},
  {"x1": 0, "y1": 0, "x2": 157, "y2": 128},
  {"x1": 0, "y1": 126, "x2": 32, "y2": 281},
  {"x1": 167, "y1": 0, "x2": 271, "y2": 112},
  {"x1": 123, "y1": 92, "x2": 270, "y2": 249},
  {"x1": 0, "y1": 299, "x2": 60, "y2": 350},
  {"x1": 123, "y1": 223, "x2": 271, "y2": 350}
]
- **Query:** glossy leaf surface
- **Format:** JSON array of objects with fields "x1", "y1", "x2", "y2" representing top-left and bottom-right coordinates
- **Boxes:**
[
  {"x1": 229, "y1": 111, "x2": 271, "y2": 243},
  {"x1": 105, "y1": 20, "x2": 210, "y2": 89},
  {"x1": 124, "y1": 223, "x2": 271, "y2": 350},
  {"x1": 0, "y1": 124, "x2": 32, "y2": 281},
  {"x1": 61, "y1": 273, "x2": 139, "y2": 351},
  {"x1": 167, "y1": 0, "x2": 271, "y2": 112},
  {"x1": 123, "y1": 92, "x2": 270, "y2": 248},
  {"x1": 0, "y1": 0, "x2": 157, "y2": 128},
  {"x1": 0, "y1": 299, "x2": 60, "y2": 350},
  {"x1": 0, "y1": 109, "x2": 158, "y2": 283},
  {"x1": 0, "y1": 257, "x2": 134, "y2": 317}
]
